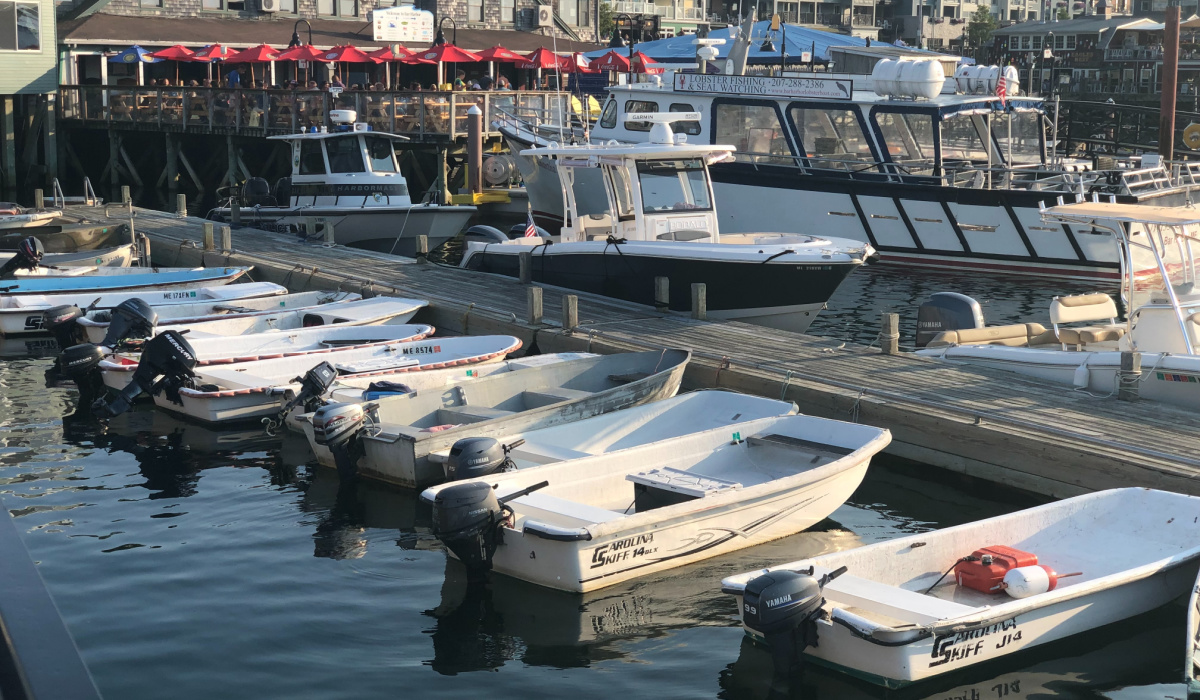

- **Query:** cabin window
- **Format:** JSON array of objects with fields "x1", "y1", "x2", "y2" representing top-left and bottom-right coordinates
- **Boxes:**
[
  {"x1": 873, "y1": 111, "x2": 935, "y2": 171},
  {"x1": 637, "y1": 159, "x2": 712, "y2": 213},
  {"x1": 365, "y1": 136, "x2": 397, "y2": 173},
  {"x1": 939, "y1": 113, "x2": 989, "y2": 163},
  {"x1": 326, "y1": 137, "x2": 366, "y2": 173},
  {"x1": 713, "y1": 102, "x2": 793, "y2": 165},
  {"x1": 991, "y1": 111, "x2": 1044, "y2": 164},
  {"x1": 607, "y1": 166, "x2": 637, "y2": 221},
  {"x1": 624, "y1": 100, "x2": 658, "y2": 132},
  {"x1": 299, "y1": 140, "x2": 326, "y2": 175},
  {"x1": 600, "y1": 98, "x2": 617, "y2": 128},
  {"x1": 669, "y1": 103, "x2": 701, "y2": 136},
  {"x1": 788, "y1": 106, "x2": 874, "y2": 171}
]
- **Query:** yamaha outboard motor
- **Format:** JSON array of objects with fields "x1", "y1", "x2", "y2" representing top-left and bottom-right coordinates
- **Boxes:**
[
  {"x1": 445, "y1": 437, "x2": 525, "y2": 481},
  {"x1": 915, "y1": 292, "x2": 985, "y2": 348},
  {"x1": 432, "y1": 480, "x2": 548, "y2": 580},
  {"x1": 506, "y1": 223, "x2": 552, "y2": 241},
  {"x1": 264, "y1": 361, "x2": 338, "y2": 435},
  {"x1": 311, "y1": 400, "x2": 375, "y2": 482},
  {"x1": 43, "y1": 305, "x2": 85, "y2": 350},
  {"x1": 100, "y1": 298, "x2": 158, "y2": 348},
  {"x1": 92, "y1": 330, "x2": 197, "y2": 421},
  {"x1": 0, "y1": 236, "x2": 44, "y2": 279},
  {"x1": 241, "y1": 177, "x2": 273, "y2": 207},
  {"x1": 58, "y1": 343, "x2": 108, "y2": 406},
  {"x1": 741, "y1": 565, "x2": 847, "y2": 678}
]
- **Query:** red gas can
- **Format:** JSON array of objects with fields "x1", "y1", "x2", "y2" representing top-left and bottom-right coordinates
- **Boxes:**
[{"x1": 953, "y1": 545, "x2": 1039, "y2": 594}]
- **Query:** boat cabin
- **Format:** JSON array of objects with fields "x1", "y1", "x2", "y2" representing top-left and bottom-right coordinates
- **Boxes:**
[{"x1": 523, "y1": 113, "x2": 736, "y2": 243}]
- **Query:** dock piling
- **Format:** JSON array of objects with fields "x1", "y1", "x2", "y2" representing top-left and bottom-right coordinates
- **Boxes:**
[
  {"x1": 33, "y1": 188, "x2": 43, "y2": 209},
  {"x1": 120, "y1": 185, "x2": 130, "y2": 204},
  {"x1": 176, "y1": 193, "x2": 187, "y2": 218},
  {"x1": 324, "y1": 220, "x2": 335, "y2": 246},
  {"x1": 881, "y1": 313, "x2": 900, "y2": 354},
  {"x1": 202, "y1": 221, "x2": 215, "y2": 250},
  {"x1": 1119, "y1": 351, "x2": 1142, "y2": 401},
  {"x1": 654, "y1": 276, "x2": 669, "y2": 311},
  {"x1": 231, "y1": 198, "x2": 241, "y2": 225},
  {"x1": 138, "y1": 233, "x2": 151, "y2": 267},
  {"x1": 562, "y1": 294, "x2": 578, "y2": 333},
  {"x1": 218, "y1": 224, "x2": 232, "y2": 252},
  {"x1": 527, "y1": 287, "x2": 543, "y2": 325},
  {"x1": 691, "y1": 283, "x2": 707, "y2": 321},
  {"x1": 415, "y1": 235, "x2": 429, "y2": 263},
  {"x1": 304, "y1": 217, "x2": 316, "y2": 240},
  {"x1": 519, "y1": 251, "x2": 533, "y2": 285}
]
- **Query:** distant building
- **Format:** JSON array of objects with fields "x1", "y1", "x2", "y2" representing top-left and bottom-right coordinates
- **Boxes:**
[{"x1": 1, "y1": 0, "x2": 56, "y2": 193}]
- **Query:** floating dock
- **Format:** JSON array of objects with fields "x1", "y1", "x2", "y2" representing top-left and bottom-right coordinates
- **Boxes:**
[{"x1": 62, "y1": 203, "x2": 1200, "y2": 500}]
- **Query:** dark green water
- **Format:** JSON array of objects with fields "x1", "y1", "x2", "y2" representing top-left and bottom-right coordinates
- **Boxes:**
[{"x1": 0, "y1": 265, "x2": 1186, "y2": 699}]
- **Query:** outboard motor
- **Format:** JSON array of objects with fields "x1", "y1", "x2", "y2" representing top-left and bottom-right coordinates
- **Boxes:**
[
  {"x1": 99, "y1": 298, "x2": 158, "y2": 348},
  {"x1": 445, "y1": 437, "x2": 525, "y2": 481},
  {"x1": 506, "y1": 223, "x2": 552, "y2": 241},
  {"x1": 462, "y1": 225, "x2": 508, "y2": 245},
  {"x1": 432, "y1": 480, "x2": 549, "y2": 580},
  {"x1": 241, "y1": 177, "x2": 274, "y2": 207},
  {"x1": 915, "y1": 292, "x2": 985, "y2": 348},
  {"x1": 58, "y1": 343, "x2": 108, "y2": 405},
  {"x1": 43, "y1": 304, "x2": 86, "y2": 350},
  {"x1": 264, "y1": 361, "x2": 338, "y2": 435},
  {"x1": 741, "y1": 566, "x2": 847, "y2": 678},
  {"x1": 311, "y1": 401, "x2": 375, "y2": 482},
  {"x1": 0, "y1": 236, "x2": 44, "y2": 279},
  {"x1": 92, "y1": 330, "x2": 197, "y2": 421}
]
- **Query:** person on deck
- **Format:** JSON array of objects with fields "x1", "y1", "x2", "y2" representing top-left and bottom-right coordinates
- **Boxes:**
[
  {"x1": 226, "y1": 66, "x2": 242, "y2": 88},
  {"x1": 453, "y1": 70, "x2": 467, "y2": 90}
]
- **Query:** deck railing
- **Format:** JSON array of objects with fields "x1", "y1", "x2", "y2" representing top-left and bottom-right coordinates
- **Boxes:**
[{"x1": 57, "y1": 86, "x2": 573, "y2": 140}]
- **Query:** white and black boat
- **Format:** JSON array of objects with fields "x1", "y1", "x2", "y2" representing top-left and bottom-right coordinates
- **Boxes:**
[
  {"x1": 211, "y1": 110, "x2": 474, "y2": 257},
  {"x1": 464, "y1": 113, "x2": 873, "y2": 333},
  {"x1": 501, "y1": 62, "x2": 1198, "y2": 280}
]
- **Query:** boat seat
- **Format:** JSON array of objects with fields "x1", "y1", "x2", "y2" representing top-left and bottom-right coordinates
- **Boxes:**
[
  {"x1": 927, "y1": 323, "x2": 1051, "y2": 348},
  {"x1": 521, "y1": 387, "x2": 592, "y2": 408},
  {"x1": 436, "y1": 405, "x2": 515, "y2": 423},
  {"x1": 512, "y1": 491, "x2": 624, "y2": 529},
  {"x1": 1050, "y1": 293, "x2": 1124, "y2": 348},
  {"x1": 824, "y1": 573, "x2": 977, "y2": 625},
  {"x1": 626, "y1": 466, "x2": 742, "y2": 499}
]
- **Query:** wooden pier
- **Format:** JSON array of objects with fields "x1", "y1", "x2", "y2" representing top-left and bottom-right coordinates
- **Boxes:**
[{"x1": 73, "y1": 203, "x2": 1200, "y2": 500}]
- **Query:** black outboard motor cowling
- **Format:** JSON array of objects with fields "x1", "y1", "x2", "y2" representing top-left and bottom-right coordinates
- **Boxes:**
[
  {"x1": 100, "y1": 298, "x2": 158, "y2": 348},
  {"x1": 0, "y1": 236, "x2": 44, "y2": 280},
  {"x1": 432, "y1": 481, "x2": 504, "y2": 574},
  {"x1": 311, "y1": 401, "x2": 374, "y2": 482},
  {"x1": 92, "y1": 330, "x2": 197, "y2": 420},
  {"x1": 445, "y1": 437, "x2": 525, "y2": 481},
  {"x1": 43, "y1": 305, "x2": 85, "y2": 350},
  {"x1": 58, "y1": 343, "x2": 108, "y2": 405},
  {"x1": 742, "y1": 566, "x2": 847, "y2": 678},
  {"x1": 266, "y1": 361, "x2": 338, "y2": 435},
  {"x1": 242, "y1": 177, "x2": 273, "y2": 207},
  {"x1": 915, "y1": 292, "x2": 985, "y2": 348}
]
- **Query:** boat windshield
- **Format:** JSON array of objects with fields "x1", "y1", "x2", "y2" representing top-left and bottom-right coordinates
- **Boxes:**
[
  {"x1": 365, "y1": 136, "x2": 397, "y2": 173},
  {"x1": 789, "y1": 105, "x2": 876, "y2": 171},
  {"x1": 1128, "y1": 223, "x2": 1200, "y2": 311},
  {"x1": 940, "y1": 113, "x2": 989, "y2": 163},
  {"x1": 326, "y1": 136, "x2": 366, "y2": 173},
  {"x1": 874, "y1": 111, "x2": 936, "y2": 174},
  {"x1": 991, "y1": 112, "x2": 1045, "y2": 165},
  {"x1": 636, "y1": 159, "x2": 712, "y2": 213}
]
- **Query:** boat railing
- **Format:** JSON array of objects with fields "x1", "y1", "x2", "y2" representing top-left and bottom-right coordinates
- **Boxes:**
[
  {"x1": 1170, "y1": 161, "x2": 1200, "y2": 187},
  {"x1": 1120, "y1": 166, "x2": 1177, "y2": 194}
]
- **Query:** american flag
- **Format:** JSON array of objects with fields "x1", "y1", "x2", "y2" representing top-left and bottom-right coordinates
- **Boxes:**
[
  {"x1": 524, "y1": 208, "x2": 538, "y2": 238},
  {"x1": 996, "y1": 70, "x2": 1007, "y2": 106}
]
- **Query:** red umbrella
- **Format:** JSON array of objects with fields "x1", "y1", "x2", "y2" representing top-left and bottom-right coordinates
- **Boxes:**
[
  {"x1": 630, "y1": 51, "x2": 663, "y2": 75},
  {"x1": 588, "y1": 50, "x2": 631, "y2": 72},
  {"x1": 276, "y1": 44, "x2": 327, "y2": 62},
  {"x1": 191, "y1": 43, "x2": 231, "y2": 61},
  {"x1": 518, "y1": 47, "x2": 562, "y2": 69},
  {"x1": 150, "y1": 44, "x2": 194, "y2": 82},
  {"x1": 417, "y1": 44, "x2": 483, "y2": 63},
  {"x1": 366, "y1": 47, "x2": 402, "y2": 62},
  {"x1": 224, "y1": 44, "x2": 279, "y2": 63},
  {"x1": 560, "y1": 52, "x2": 598, "y2": 74},
  {"x1": 476, "y1": 45, "x2": 524, "y2": 63},
  {"x1": 322, "y1": 45, "x2": 378, "y2": 63}
]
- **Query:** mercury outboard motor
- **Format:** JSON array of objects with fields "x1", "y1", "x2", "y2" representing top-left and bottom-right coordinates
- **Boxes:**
[
  {"x1": 100, "y1": 298, "x2": 158, "y2": 348},
  {"x1": 431, "y1": 479, "x2": 548, "y2": 580},
  {"x1": 445, "y1": 437, "x2": 525, "y2": 481},
  {"x1": 92, "y1": 330, "x2": 197, "y2": 421},
  {"x1": 741, "y1": 565, "x2": 847, "y2": 678},
  {"x1": 264, "y1": 361, "x2": 338, "y2": 435},
  {"x1": 0, "y1": 236, "x2": 44, "y2": 279},
  {"x1": 311, "y1": 400, "x2": 376, "y2": 482},
  {"x1": 43, "y1": 305, "x2": 86, "y2": 350},
  {"x1": 58, "y1": 343, "x2": 108, "y2": 405},
  {"x1": 915, "y1": 292, "x2": 985, "y2": 348}
]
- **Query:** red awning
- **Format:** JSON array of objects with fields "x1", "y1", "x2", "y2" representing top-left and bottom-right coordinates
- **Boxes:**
[
  {"x1": 476, "y1": 45, "x2": 524, "y2": 62},
  {"x1": 415, "y1": 44, "x2": 483, "y2": 63},
  {"x1": 224, "y1": 43, "x2": 280, "y2": 63}
]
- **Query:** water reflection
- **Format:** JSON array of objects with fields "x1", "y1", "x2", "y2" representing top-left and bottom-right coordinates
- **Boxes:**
[{"x1": 298, "y1": 468, "x2": 434, "y2": 560}]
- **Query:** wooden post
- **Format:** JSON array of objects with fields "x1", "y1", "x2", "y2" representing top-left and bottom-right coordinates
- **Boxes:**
[
  {"x1": 230, "y1": 198, "x2": 241, "y2": 225},
  {"x1": 654, "y1": 276, "x2": 669, "y2": 311},
  {"x1": 2, "y1": 97, "x2": 15, "y2": 193},
  {"x1": 467, "y1": 105, "x2": 483, "y2": 195},
  {"x1": 415, "y1": 234, "x2": 429, "y2": 263},
  {"x1": 304, "y1": 217, "x2": 316, "y2": 239},
  {"x1": 690, "y1": 283, "x2": 707, "y2": 321},
  {"x1": 519, "y1": 250, "x2": 533, "y2": 284},
  {"x1": 120, "y1": 184, "x2": 130, "y2": 204},
  {"x1": 562, "y1": 294, "x2": 578, "y2": 333},
  {"x1": 138, "y1": 233, "x2": 151, "y2": 267},
  {"x1": 176, "y1": 193, "x2": 187, "y2": 218},
  {"x1": 324, "y1": 219, "x2": 335, "y2": 245},
  {"x1": 203, "y1": 221, "x2": 215, "y2": 250},
  {"x1": 1161, "y1": 5, "x2": 1180, "y2": 161},
  {"x1": 33, "y1": 188, "x2": 43, "y2": 209},
  {"x1": 165, "y1": 132, "x2": 178, "y2": 193},
  {"x1": 881, "y1": 313, "x2": 900, "y2": 355},
  {"x1": 218, "y1": 224, "x2": 232, "y2": 252},
  {"x1": 527, "y1": 286, "x2": 543, "y2": 325},
  {"x1": 1119, "y1": 351, "x2": 1142, "y2": 401}
]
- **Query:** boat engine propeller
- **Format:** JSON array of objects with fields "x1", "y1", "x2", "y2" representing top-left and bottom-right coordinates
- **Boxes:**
[
  {"x1": 43, "y1": 305, "x2": 86, "y2": 350},
  {"x1": 91, "y1": 330, "x2": 198, "y2": 421},
  {"x1": 58, "y1": 343, "x2": 108, "y2": 406},
  {"x1": 431, "y1": 480, "x2": 548, "y2": 580},
  {"x1": 99, "y1": 298, "x2": 158, "y2": 348},
  {"x1": 741, "y1": 565, "x2": 848, "y2": 678},
  {"x1": 445, "y1": 437, "x2": 525, "y2": 481},
  {"x1": 311, "y1": 400, "x2": 377, "y2": 482},
  {"x1": 264, "y1": 361, "x2": 338, "y2": 435},
  {"x1": 0, "y1": 236, "x2": 44, "y2": 280}
]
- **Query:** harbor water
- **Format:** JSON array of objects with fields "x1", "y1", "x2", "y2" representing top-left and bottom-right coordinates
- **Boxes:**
[{"x1": 0, "y1": 264, "x2": 1185, "y2": 700}]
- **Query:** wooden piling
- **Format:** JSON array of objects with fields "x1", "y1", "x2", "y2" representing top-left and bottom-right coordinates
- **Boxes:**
[
  {"x1": 304, "y1": 217, "x2": 316, "y2": 239},
  {"x1": 33, "y1": 188, "x2": 43, "y2": 209},
  {"x1": 467, "y1": 106, "x2": 483, "y2": 195},
  {"x1": 231, "y1": 198, "x2": 241, "y2": 225},
  {"x1": 176, "y1": 193, "x2": 187, "y2": 218},
  {"x1": 218, "y1": 224, "x2": 232, "y2": 252},
  {"x1": 324, "y1": 220, "x2": 335, "y2": 246},
  {"x1": 654, "y1": 276, "x2": 669, "y2": 311},
  {"x1": 120, "y1": 185, "x2": 130, "y2": 204},
  {"x1": 1119, "y1": 351, "x2": 1142, "y2": 401},
  {"x1": 415, "y1": 235, "x2": 429, "y2": 263},
  {"x1": 519, "y1": 251, "x2": 533, "y2": 285},
  {"x1": 527, "y1": 287, "x2": 543, "y2": 325},
  {"x1": 881, "y1": 313, "x2": 900, "y2": 355},
  {"x1": 562, "y1": 294, "x2": 578, "y2": 333},
  {"x1": 691, "y1": 283, "x2": 707, "y2": 320},
  {"x1": 203, "y1": 221, "x2": 215, "y2": 250}
]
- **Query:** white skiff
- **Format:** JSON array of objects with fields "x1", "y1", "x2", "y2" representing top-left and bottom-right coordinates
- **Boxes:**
[
  {"x1": 302, "y1": 349, "x2": 690, "y2": 488},
  {"x1": 0, "y1": 266, "x2": 249, "y2": 297},
  {"x1": 420, "y1": 413, "x2": 889, "y2": 592},
  {"x1": 0, "y1": 243, "x2": 134, "y2": 269},
  {"x1": 721, "y1": 488, "x2": 1200, "y2": 689},
  {"x1": 76, "y1": 290, "x2": 361, "y2": 344},
  {"x1": 1187, "y1": 557, "x2": 1200, "y2": 696},
  {"x1": 155, "y1": 296, "x2": 427, "y2": 337}
]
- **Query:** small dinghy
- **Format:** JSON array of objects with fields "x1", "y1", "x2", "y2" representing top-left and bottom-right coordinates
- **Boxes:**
[
  {"x1": 0, "y1": 243, "x2": 135, "y2": 270},
  {"x1": 720, "y1": 488, "x2": 1200, "y2": 689},
  {"x1": 418, "y1": 412, "x2": 888, "y2": 592},
  {"x1": 0, "y1": 203, "x2": 58, "y2": 230},
  {"x1": 301, "y1": 349, "x2": 689, "y2": 488},
  {"x1": 76, "y1": 290, "x2": 361, "y2": 344},
  {"x1": 0, "y1": 266, "x2": 249, "y2": 297},
  {"x1": 155, "y1": 296, "x2": 427, "y2": 338},
  {"x1": 1187, "y1": 565, "x2": 1200, "y2": 696},
  {"x1": 0, "y1": 281, "x2": 286, "y2": 338},
  {"x1": 86, "y1": 333, "x2": 523, "y2": 425}
]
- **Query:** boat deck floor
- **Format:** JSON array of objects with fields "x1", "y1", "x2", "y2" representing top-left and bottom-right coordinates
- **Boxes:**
[{"x1": 76, "y1": 205, "x2": 1200, "y2": 499}]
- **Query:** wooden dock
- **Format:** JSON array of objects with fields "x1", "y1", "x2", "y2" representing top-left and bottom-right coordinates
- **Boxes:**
[{"x1": 75, "y1": 203, "x2": 1200, "y2": 499}]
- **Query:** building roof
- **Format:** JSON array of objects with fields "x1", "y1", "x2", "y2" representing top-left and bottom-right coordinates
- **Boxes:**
[
  {"x1": 992, "y1": 15, "x2": 1163, "y2": 35},
  {"x1": 58, "y1": 14, "x2": 602, "y2": 52}
]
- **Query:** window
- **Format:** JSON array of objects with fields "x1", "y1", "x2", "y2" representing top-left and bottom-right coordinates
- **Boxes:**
[
  {"x1": 467, "y1": 0, "x2": 482, "y2": 21},
  {"x1": 558, "y1": 0, "x2": 578, "y2": 24},
  {"x1": 600, "y1": 98, "x2": 618, "y2": 128},
  {"x1": 317, "y1": 0, "x2": 356, "y2": 16},
  {"x1": 500, "y1": 0, "x2": 514, "y2": 21},
  {"x1": 326, "y1": 137, "x2": 365, "y2": 173},
  {"x1": 202, "y1": 0, "x2": 245, "y2": 10},
  {"x1": 624, "y1": 100, "x2": 658, "y2": 131},
  {"x1": 788, "y1": 106, "x2": 874, "y2": 170},
  {"x1": 637, "y1": 159, "x2": 712, "y2": 213},
  {"x1": 873, "y1": 111, "x2": 935, "y2": 172},
  {"x1": 0, "y1": 1, "x2": 39, "y2": 50},
  {"x1": 299, "y1": 140, "x2": 326, "y2": 175},
  {"x1": 940, "y1": 113, "x2": 989, "y2": 162},
  {"x1": 607, "y1": 166, "x2": 636, "y2": 221},
  {"x1": 714, "y1": 102, "x2": 793, "y2": 164},
  {"x1": 669, "y1": 103, "x2": 701, "y2": 136},
  {"x1": 140, "y1": 0, "x2": 163, "y2": 8},
  {"x1": 278, "y1": 0, "x2": 296, "y2": 10},
  {"x1": 991, "y1": 112, "x2": 1044, "y2": 164},
  {"x1": 578, "y1": 0, "x2": 591, "y2": 24},
  {"x1": 365, "y1": 136, "x2": 398, "y2": 173}
]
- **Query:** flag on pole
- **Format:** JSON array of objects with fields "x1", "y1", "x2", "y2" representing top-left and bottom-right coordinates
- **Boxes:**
[
  {"x1": 524, "y1": 206, "x2": 538, "y2": 238},
  {"x1": 996, "y1": 70, "x2": 1007, "y2": 106}
]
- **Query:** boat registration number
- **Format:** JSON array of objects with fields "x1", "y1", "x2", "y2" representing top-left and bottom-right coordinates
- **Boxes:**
[
  {"x1": 929, "y1": 618, "x2": 1021, "y2": 668},
  {"x1": 159, "y1": 291, "x2": 200, "y2": 300}
]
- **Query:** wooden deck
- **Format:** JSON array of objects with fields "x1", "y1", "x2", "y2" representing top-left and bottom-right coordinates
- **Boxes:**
[{"x1": 78, "y1": 203, "x2": 1200, "y2": 499}]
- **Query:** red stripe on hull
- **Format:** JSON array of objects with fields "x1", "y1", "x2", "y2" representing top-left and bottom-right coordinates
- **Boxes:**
[{"x1": 876, "y1": 253, "x2": 1120, "y2": 281}]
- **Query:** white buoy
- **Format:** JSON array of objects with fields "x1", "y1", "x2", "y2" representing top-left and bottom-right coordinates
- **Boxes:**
[{"x1": 1001, "y1": 565, "x2": 1082, "y2": 598}]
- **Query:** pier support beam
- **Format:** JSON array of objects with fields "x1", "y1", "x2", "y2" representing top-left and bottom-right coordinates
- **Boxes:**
[
  {"x1": 165, "y1": 132, "x2": 179, "y2": 192},
  {"x1": 881, "y1": 313, "x2": 900, "y2": 355},
  {"x1": 691, "y1": 283, "x2": 707, "y2": 321},
  {"x1": 3, "y1": 98, "x2": 17, "y2": 194},
  {"x1": 654, "y1": 276, "x2": 669, "y2": 311}
]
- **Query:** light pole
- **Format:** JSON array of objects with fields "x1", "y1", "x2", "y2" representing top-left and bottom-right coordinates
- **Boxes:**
[
  {"x1": 434, "y1": 16, "x2": 458, "y2": 45},
  {"x1": 288, "y1": 19, "x2": 312, "y2": 48},
  {"x1": 611, "y1": 13, "x2": 636, "y2": 84}
]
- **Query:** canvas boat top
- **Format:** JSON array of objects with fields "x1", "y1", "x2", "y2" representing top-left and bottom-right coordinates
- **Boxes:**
[
  {"x1": 0, "y1": 281, "x2": 286, "y2": 311},
  {"x1": 0, "y1": 267, "x2": 249, "y2": 295}
]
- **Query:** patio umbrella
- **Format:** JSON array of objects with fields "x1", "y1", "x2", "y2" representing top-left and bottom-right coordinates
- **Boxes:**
[
  {"x1": 476, "y1": 45, "x2": 524, "y2": 62},
  {"x1": 559, "y1": 52, "x2": 598, "y2": 74},
  {"x1": 518, "y1": 47, "x2": 562, "y2": 69},
  {"x1": 150, "y1": 44, "x2": 194, "y2": 83},
  {"x1": 366, "y1": 47, "x2": 408, "y2": 88},
  {"x1": 109, "y1": 45, "x2": 162, "y2": 64},
  {"x1": 630, "y1": 51, "x2": 664, "y2": 75},
  {"x1": 322, "y1": 45, "x2": 379, "y2": 85},
  {"x1": 191, "y1": 44, "x2": 232, "y2": 84},
  {"x1": 588, "y1": 50, "x2": 631, "y2": 72},
  {"x1": 276, "y1": 44, "x2": 327, "y2": 84},
  {"x1": 417, "y1": 44, "x2": 482, "y2": 87},
  {"x1": 224, "y1": 44, "x2": 279, "y2": 86}
]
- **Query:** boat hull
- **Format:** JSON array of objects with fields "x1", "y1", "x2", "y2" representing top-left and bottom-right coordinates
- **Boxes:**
[
  {"x1": 1188, "y1": 565, "x2": 1200, "y2": 695},
  {"x1": 0, "y1": 267, "x2": 246, "y2": 297},
  {"x1": 0, "y1": 221, "x2": 125, "y2": 253}
]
